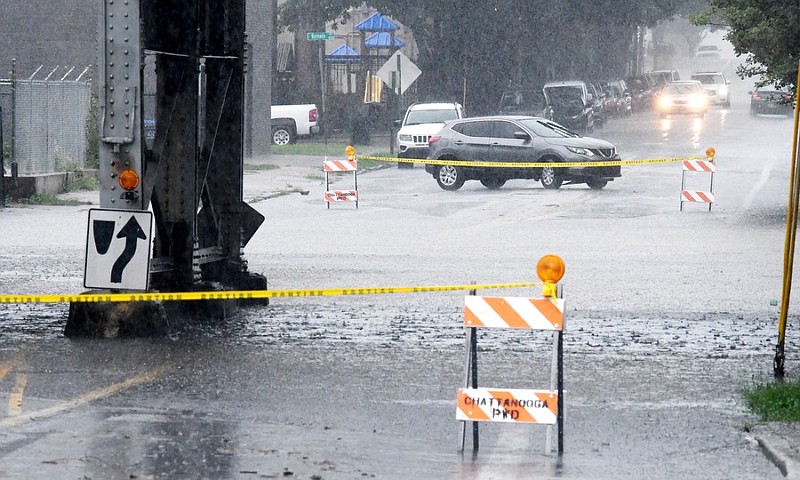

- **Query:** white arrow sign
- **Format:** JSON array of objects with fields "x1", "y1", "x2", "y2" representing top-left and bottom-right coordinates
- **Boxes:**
[
  {"x1": 376, "y1": 51, "x2": 421, "y2": 95},
  {"x1": 84, "y1": 208, "x2": 153, "y2": 291}
]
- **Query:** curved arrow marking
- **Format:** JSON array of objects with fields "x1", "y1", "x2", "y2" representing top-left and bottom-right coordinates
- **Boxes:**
[{"x1": 111, "y1": 216, "x2": 147, "y2": 283}]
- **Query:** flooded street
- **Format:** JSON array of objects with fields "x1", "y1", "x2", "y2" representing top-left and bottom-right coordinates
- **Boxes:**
[{"x1": 1, "y1": 68, "x2": 798, "y2": 478}]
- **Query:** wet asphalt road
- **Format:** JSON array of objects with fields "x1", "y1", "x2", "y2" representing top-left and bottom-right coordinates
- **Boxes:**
[{"x1": 1, "y1": 65, "x2": 799, "y2": 478}]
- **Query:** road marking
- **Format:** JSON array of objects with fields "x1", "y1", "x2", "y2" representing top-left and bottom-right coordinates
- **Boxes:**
[
  {"x1": 8, "y1": 375, "x2": 27, "y2": 416},
  {"x1": 742, "y1": 156, "x2": 775, "y2": 211},
  {"x1": 0, "y1": 362, "x2": 175, "y2": 428}
]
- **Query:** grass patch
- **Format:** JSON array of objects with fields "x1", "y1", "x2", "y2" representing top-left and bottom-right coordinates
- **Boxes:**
[
  {"x1": 67, "y1": 175, "x2": 99, "y2": 191},
  {"x1": 357, "y1": 151, "x2": 393, "y2": 170},
  {"x1": 273, "y1": 143, "x2": 357, "y2": 156},
  {"x1": 15, "y1": 193, "x2": 86, "y2": 206},
  {"x1": 746, "y1": 380, "x2": 800, "y2": 421},
  {"x1": 244, "y1": 163, "x2": 280, "y2": 171}
]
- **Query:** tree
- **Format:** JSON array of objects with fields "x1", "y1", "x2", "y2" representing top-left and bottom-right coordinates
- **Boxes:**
[
  {"x1": 694, "y1": 0, "x2": 800, "y2": 90},
  {"x1": 278, "y1": 0, "x2": 702, "y2": 114}
]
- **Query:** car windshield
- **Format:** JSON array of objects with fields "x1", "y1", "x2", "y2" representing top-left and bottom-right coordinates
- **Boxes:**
[
  {"x1": 664, "y1": 84, "x2": 701, "y2": 95},
  {"x1": 544, "y1": 86, "x2": 583, "y2": 104},
  {"x1": 692, "y1": 74, "x2": 724, "y2": 84},
  {"x1": 517, "y1": 118, "x2": 580, "y2": 138},
  {"x1": 405, "y1": 108, "x2": 459, "y2": 125}
]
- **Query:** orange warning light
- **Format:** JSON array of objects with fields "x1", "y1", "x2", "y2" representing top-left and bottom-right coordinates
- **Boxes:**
[
  {"x1": 118, "y1": 169, "x2": 140, "y2": 191},
  {"x1": 345, "y1": 145, "x2": 356, "y2": 161},
  {"x1": 537, "y1": 254, "x2": 565, "y2": 284},
  {"x1": 705, "y1": 146, "x2": 716, "y2": 162}
]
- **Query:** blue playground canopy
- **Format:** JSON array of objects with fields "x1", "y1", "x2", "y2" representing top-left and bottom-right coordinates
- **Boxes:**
[
  {"x1": 354, "y1": 12, "x2": 399, "y2": 32},
  {"x1": 326, "y1": 44, "x2": 360, "y2": 63},
  {"x1": 364, "y1": 32, "x2": 405, "y2": 49}
]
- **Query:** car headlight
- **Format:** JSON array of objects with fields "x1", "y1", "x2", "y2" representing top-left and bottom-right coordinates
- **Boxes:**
[
  {"x1": 566, "y1": 146, "x2": 594, "y2": 156},
  {"x1": 658, "y1": 96, "x2": 672, "y2": 108},
  {"x1": 398, "y1": 134, "x2": 412, "y2": 141}
]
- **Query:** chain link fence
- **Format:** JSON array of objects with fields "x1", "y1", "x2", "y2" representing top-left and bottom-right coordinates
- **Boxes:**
[{"x1": 1, "y1": 65, "x2": 92, "y2": 175}]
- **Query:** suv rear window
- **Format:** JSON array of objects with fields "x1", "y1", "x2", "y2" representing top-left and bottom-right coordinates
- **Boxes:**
[{"x1": 691, "y1": 74, "x2": 724, "y2": 84}]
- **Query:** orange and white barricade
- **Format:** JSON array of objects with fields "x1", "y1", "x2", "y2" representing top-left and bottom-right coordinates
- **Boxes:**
[
  {"x1": 680, "y1": 150, "x2": 716, "y2": 212},
  {"x1": 323, "y1": 157, "x2": 358, "y2": 209},
  {"x1": 458, "y1": 293, "x2": 565, "y2": 454}
]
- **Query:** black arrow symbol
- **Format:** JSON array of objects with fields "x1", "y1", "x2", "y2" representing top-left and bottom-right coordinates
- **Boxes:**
[{"x1": 111, "y1": 216, "x2": 147, "y2": 283}]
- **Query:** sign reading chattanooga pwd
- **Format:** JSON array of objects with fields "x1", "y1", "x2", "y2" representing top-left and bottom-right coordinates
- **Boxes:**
[
  {"x1": 84, "y1": 208, "x2": 153, "y2": 291},
  {"x1": 457, "y1": 388, "x2": 558, "y2": 424}
]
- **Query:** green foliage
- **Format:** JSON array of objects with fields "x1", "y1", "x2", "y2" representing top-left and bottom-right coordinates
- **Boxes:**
[
  {"x1": 746, "y1": 380, "x2": 800, "y2": 421},
  {"x1": 84, "y1": 93, "x2": 100, "y2": 170},
  {"x1": 694, "y1": 1, "x2": 800, "y2": 91},
  {"x1": 278, "y1": 0, "x2": 704, "y2": 113},
  {"x1": 243, "y1": 163, "x2": 280, "y2": 171},
  {"x1": 15, "y1": 193, "x2": 84, "y2": 206},
  {"x1": 66, "y1": 174, "x2": 99, "y2": 192},
  {"x1": 272, "y1": 142, "x2": 357, "y2": 156}
]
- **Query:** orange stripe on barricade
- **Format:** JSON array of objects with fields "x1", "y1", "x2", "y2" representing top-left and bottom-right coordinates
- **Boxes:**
[
  {"x1": 323, "y1": 160, "x2": 357, "y2": 172},
  {"x1": 681, "y1": 190, "x2": 714, "y2": 203},
  {"x1": 682, "y1": 160, "x2": 715, "y2": 173},
  {"x1": 463, "y1": 296, "x2": 564, "y2": 330}
]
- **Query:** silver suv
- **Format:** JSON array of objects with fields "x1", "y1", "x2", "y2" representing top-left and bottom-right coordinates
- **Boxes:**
[
  {"x1": 425, "y1": 115, "x2": 621, "y2": 191},
  {"x1": 690, "y1": 71, "x2": 731, "y2": 107},
  {"x1": 395, "y1": 102, "x2": 464, "y2": 168}
]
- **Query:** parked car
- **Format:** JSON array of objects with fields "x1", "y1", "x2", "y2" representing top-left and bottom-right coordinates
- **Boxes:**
[
  {"x1": 424, "y1": 115, "x2": 621, "y2": 191},
  {"x1": 542, "y1": 81, "x2": 594, "y2": 133},
  {"x1": 586, "y1": 82, "x2": 607, "y2": 127},
  {"x1": 395, "y1": 102, "x2": 465, "y2": 168},
  {"x1": 271, "y1": 104, "x2": 320, "y2": 145},
  {"x1": 690, "y1": 71, "x2": 731, "y2": 107},
  {"x1": 498, "y1": 88, "x2": 554, "y2": 120},
  {"x1": 657, "y1": 81, "x2": 708, "y2": 118},
  {"x1": 749, "y1": 86, "x2": 794, "y2": 117},
  {"x1": 625, "y1": 74, "x2": 657, "y2": 111},
  {"x1": 601, "y1": 80, "x2": 632, "y2": 117},
  {"x1": 646, "y1": 70, "x2": 681, "y2": 96}
]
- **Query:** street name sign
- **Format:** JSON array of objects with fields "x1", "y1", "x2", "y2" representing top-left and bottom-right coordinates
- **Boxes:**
[{"x1": 307, "y1": 32, "x2": 334, "y2": 41}]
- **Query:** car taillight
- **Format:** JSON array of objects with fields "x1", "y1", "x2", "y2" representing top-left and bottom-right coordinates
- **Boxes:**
[
  {"x1": 752, "y1": 92, "x2": 761, "y2": 100},
  {"x1": 428, "y1": 135, "x2": 441, "y2": 146},
  {"x1": 309, "y1": 108, "x2": 318, "y2": 122}
]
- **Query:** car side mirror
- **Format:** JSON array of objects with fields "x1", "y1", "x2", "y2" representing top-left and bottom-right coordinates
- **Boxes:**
[
  {"x1": 394, "y1": 119, "x2": 401, "y2": 128},
  {"x1": 513, "y1": 131, "x2": 531, "y2": 140}
]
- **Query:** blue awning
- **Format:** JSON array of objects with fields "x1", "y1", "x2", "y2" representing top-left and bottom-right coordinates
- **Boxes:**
[
  {"x1": 325, "y1": 44, "x2": 360, "y2": 63},
  {"x1": 354, "y1": 12, "x2": 399, "y2": 32},
  {"x1": 364, "y1": 32, "x2": 405, "y2": 49}
]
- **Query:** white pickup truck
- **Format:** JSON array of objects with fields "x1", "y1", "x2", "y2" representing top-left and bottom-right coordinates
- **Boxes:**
[{"x1": 271, "y1": 104, "x2": 320, "y2": 145}]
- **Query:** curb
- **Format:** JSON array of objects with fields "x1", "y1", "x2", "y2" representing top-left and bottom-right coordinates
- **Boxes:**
[{"x1": 755, "y1": 434, "x2": 800, "y2": 479}]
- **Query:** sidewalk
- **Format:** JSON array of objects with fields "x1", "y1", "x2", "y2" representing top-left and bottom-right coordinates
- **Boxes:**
[{"x1": 56, "y1": 143, "x2": 395, "y2": 206}]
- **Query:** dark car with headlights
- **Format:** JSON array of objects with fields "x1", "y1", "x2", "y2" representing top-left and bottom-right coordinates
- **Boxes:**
[
  {"x1": 424, "y1": 115, "x2": 621, "y2": 191},
  {"x1": 750, "y1": 86, "x2": 794, "y2": 117}
]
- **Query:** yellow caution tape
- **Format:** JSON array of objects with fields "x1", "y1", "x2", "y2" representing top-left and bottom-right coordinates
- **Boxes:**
[
  {"x1": 0, "y1": 281, "x2": 540, "y2": 304},
  {"x1": 357, "y1": 154, "x2": 706, "y2": 169}
]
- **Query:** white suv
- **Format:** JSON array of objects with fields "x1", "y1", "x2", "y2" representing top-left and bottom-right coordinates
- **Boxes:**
[
  {"x1": 690, "y1": 71, "x2": 731, "y2": 107},
  {"x1": 396, "y1": 102, "x2": 464, "y2": 168}
]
